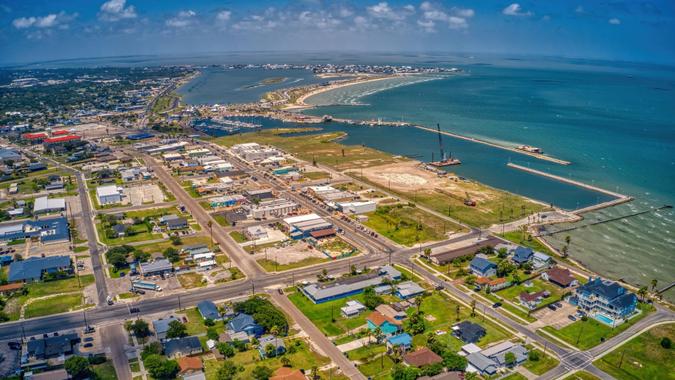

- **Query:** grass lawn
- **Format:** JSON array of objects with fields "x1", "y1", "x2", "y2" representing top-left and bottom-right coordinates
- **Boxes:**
[
  {"x1": 134, "y1": 235, "x2": 213, "y2": 255},
  {"x1": 501, "y1": 373, "x2": 528, "y2": 380},
  {"x1": 363, "y1": 204, "x2": 460, "y2": 246},
  {"x1": 541, "y1": 303, "x2": 655, "y2": 350},
  {"x1": 522, "y1": 346, "x2": 560, "y2": 375},
  {"x1": 178, "y1": 272, "x2": 206, "y2": 289},
  {"x1": 288, "y1": 290, "x2": 369, "y2": 337},
  {"x1": 181, "y1": 307, "x2": 224, "y2": 336},
  {"x1": 496, "y1": 278, "x2": 567, "y2": 308},
  {"x1": 24, "y1": 293, "x2": 86, "y2": 319},
  {"x1": 92, "y1": 361, "x2": 117, "y2": 380},
  {"x1": 563, "y1": 371, "x2": 601, "y2": 380},
  {"x1": 74, "y1": 246, "x2": 89, "y2": 253},
  {"x1": 257, "y1": 257, "x2": 330, "y2": 272},
  {"x1": 214, "y1": 129, "x2": 405, "y2": 170},
  {"x1": 213, "y1": 213, "x2": 229, "y2": 226},
  {"x1": 346, "y1": 344, "x2": 392, "y2": 379},
  {"x1": 303, "y1": 171, "x2": 331, "y2": 180},
  {"x1": 3, "y1": 275, "x2": 95, "y2": 320},
  {"x1": 500, "y1": 231, "x2": 555, "y2": 256},
  {"x1": 204, "y1": 339, "x2": 329, "y2": 380},
  {"x1": 593, "y1": 323, "x2": 674, "y2": 380},
  {"x1": 96, "y1": 222, "x2": 163, "y2": 246},
  {"x1": 229, "y1": 231, "x2": 248, "y2": 243},
  {"x1": 129, "y1": 359, "x2": 141, "y2": 373}
]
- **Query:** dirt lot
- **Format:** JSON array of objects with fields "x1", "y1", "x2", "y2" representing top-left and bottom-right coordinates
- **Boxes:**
[
  {"x1": 251, "y1": 240, "x2": 326, "y2": 265},
  {"x1": 124, "y1": 184, "x2": 166, "y2": 206}
]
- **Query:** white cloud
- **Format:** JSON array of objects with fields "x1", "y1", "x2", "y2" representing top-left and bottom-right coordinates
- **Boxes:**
[
  {"x1": 338, "y1": 7, "x2": 353, "y2": 18},
  {"x1": 418, "y1": 2, "x2": 473, "y2": 31},
  {"x1": 99, "y1": 0, "x2": 137, "y2": 22},
  {"x1": 608, "y1": 17, "x2": 621, "y2": 25},
  {"x1": 12, "y1": 11, "x2": 77, "y2": 29},
  {"x1": 503, "y1": 3, "x2": 533, "y2": 17},
  {"x1": 216, "y1": 10, "x2": 231, "y2": 22},
  {"x1": 367, "y1": 2, "x2": 412, "y2": 21},
  {"x1": 298, "y1": 10, "x2": 341, "y2": 30},
  {"x1": 166, "y1": 10, "x2": 196, "y2": 28}
]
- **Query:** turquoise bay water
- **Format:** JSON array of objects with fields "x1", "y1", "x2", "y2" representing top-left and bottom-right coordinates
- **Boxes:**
[{"x1": 303, "y1": 64, "x2": 675, "y2": 296}]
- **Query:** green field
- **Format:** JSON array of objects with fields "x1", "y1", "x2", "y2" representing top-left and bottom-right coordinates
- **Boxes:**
[
  {"x1": 522, "y1": 346, "x2": 560, "y2": 375},
  {"x1": 363, "y1": 204, "x2": 461, "y2": 246},
  {"x1": 24, "y1": 293, "x2": 88, "y2": 319},
  {"x1": 347, "y1": 344, "x2": 393, "y2": 380},
  {"x1": 2, "y1": 275, "x2": 94, "y2": 320},
  {"x1": 288, "y1": 290, "x2": 369, "y2": 337},
  {"x1": 257, "y1": 257, "x2": 330, "y2": 272},
  {"x1": 203, "y1": 339, "x2": 329, "y2": 380},
  {"x1": 541, "y1": 303, "x2": 654, "y2": 350},
  {"x1": 229, "y1": 231, "x2": 248, "y2": 243},
  {"x1": 96, "y1": 222, "x2": 163, "y2": 245},
  {"x1": 593, "y1": 323, "x2": 674, "y2": 380},
  {"x1": 92, "y1": 361, "x2": 117, "y2": 380},
  {"x1": 134, "y1": 235, "x2": 213, "y2": 255},
  {"x1": 303, "y1": 171, "x2": 331, "y2": 180},
  {"x1": 214, "y1": 128, "x2": 405, "y2": 171},
  {"x1": 496, "y1": 278, "x2": 567, "y2": 308}
]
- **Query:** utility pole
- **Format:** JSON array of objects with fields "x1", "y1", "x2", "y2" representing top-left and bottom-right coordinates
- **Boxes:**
[
  {"x1": 178, "y1": 295, "x2": 182, "y2": 311},
  {"x1": 618, "y1": 350, "x2": 625, "y2": 368}
]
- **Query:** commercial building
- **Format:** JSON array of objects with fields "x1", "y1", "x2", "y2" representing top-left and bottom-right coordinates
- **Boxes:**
[
  {"x1": 140, "y1": 259, "x2": 173, "y2": 277},
  {"x1": 337, "y1": 200, "x2": 377, "y2": 214},
  {"x1": 247, "y1": 199, "x2": 299, "y2": 219},
  {"x1": 301, "y1": 266, "x2": 400, "y2": 303},
  {"x1": 0, "y1": 217, "x2": 70, "y2": 244},
  {"x1": 209, "y1": 194, "x2": 247, "y2": 208},
  {"x1": 8, "y1": 255, "x2": 71, "y2": 283},
  {"x1": 430, "y1": 237, "x2": 502, "y2": 265},
  {"x1": 33, "y1": 196, "x2": 66, "y2": 215},
  {"x1": 96, "y1": 185, "x2": 123, "y2": 205},
  {"x1": 283, "y1": 213, "x2": 333, "y2": 239}
]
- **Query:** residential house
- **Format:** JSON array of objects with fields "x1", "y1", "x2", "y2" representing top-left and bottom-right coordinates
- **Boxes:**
[
  {"x1": 366, "y1": 311, "x2": 402, "y2": 336},
  {"x1": 481, "y1": 341, "x2": 528, "y2": 367},
  {"x1": 111, "y1": 224, "x2": 127, "y2": 237},
  {"x1": 163, "y1": 336, "x2": 203, "y2": 358},
  {"x1": 227, "y1": 313, "x2": 264, "y2": 337},
  {"x1": 197, "y1": 300, "x2": 221, "y2": 321},
  {"x1": 453, "y1": 321, "x2": 486, "y2": 344},
  {"x1": 475, "y1": 277, "x2": 510, "y2": 292},
  {"x1": 511, "y1": 247, "x2": 533, "y2": 266},
  {"x1": 386, "y1": 333, "x2": 412, "y2": 351},
  {"x1": 340, "y1": 300, "x2": 366, "y2": 318},
  {"x1": 542, "y1": 267, "x2": 579, "y2": 288},
  {"x1": 178, "y1": 356, "x2": 203, "y2": 376},
  {"x1": 152, "y1": 316, "x2": 179, "y2": 341},
  {"x1": 375, "y1": 304, "x2": 407, "y2": 321},
  {"x1": 532, "y1": 252, "x2": 553, "y2": 269},
  {"x1": 518, "y1": 290, "x2": 550, "y2": 310},
  {"x1": 469, "y1": 257, "x2": 497, "y2": 277},
  {"x1": 166, "y1": 217, "x2": 188, "y2": 230},
  {"x1": 466, "y1": 353, "x2": 498, "y2": 376},
  {"x1": 395, "y1": 281, "x2": 425, "y2": 299},
  {"x1": 575, "y1": 277, "x2": 638, "y2": 322},
  {"x1": 8, "y1": 255, "x2": 71, "y2": 283},
  {"x1": 403, "y1": 347, "x2": 442, "y2": 367},
  {"x1": 258, "y1": 335, "x2": 286, "y2": 358}
]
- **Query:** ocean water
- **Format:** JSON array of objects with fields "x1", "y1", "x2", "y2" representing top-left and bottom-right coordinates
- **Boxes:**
[
  {"x1": 302, "y1": 63, "x2": 675, "y2": 298},
  {"x1": 177, "y1": 67, "x2": 325, "y2": 105}
]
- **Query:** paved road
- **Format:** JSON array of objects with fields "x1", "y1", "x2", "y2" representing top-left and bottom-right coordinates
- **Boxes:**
[
  {"x1": 142, "y1": 154, "x2": 266, "y2": 278},
  {"x1": 270, "y1": 292, "x2": 366, "y2": 380},
  {"x1": 101, "y1": 324, "x2": 132, "y2": 380}
]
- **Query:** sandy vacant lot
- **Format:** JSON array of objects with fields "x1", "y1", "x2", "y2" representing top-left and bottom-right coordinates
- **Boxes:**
[{"x1": 251, "y1": 240, "x2": 326, "y2": 265}]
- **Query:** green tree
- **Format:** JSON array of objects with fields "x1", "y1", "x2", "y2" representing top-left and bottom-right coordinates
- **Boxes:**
[
  {"x1": 64, "y1": 356, "x2": 90, "y2": 379},
  {"x1": 163, "y1": 247, "x2": 180, "y2": 262},
  {"x1": 265, "y1": 343, "x2": 277, "y2": 358},
  {"x1": 252, "y1": 365, "x2": 273, "y2": 380},
  {"x1": 217, "y1": 342, "x2": 235, "y2": 358},
  {"x1": 206, "y1": 327, "x2": 219, "y2": 340},
  {"x1": 215, "y1": 360, "x2": 239, "y2": 380},
  {"x1": 391, "y1": 364, "x2": 420, "y2": 380},
  {"x1": 144, "y1": 354, "x2": 179, "y2": 379},
  {"x1": 661, "y1": 337, "x2": 672, "y2": 349},
  {"x1": 363, "y1": 286, "x2": 384, "y2": 310},
  {"x1": 637, "y1": 286, "x2": 648, "y2": 302},
  {"x1": 442, "y1": 351, "x2": 467, "y2": 371},
  {"x1": 528, "y1": 350, "x2": 541, "y2": 361},
  {"x1": 406, "y1": 311, "x2": 426, "y2": 335},
  {"x1": 497, "y1": 260, "x2": 515, "y2": 277},
  {"x1": 651, "y1": 279, "x2": 658, "y2": 291},
  {"x1": 166, "y1": 320, "x2": 187, "y2": 339},
  {"x1": 125, "y1": 319, "x2": 151, "y2": 338},
  {"x1": 141, "y1": 342, "x2": 163, "y2": 360},
  {"x1": 504, "y1": 352, "x2": 517, "y2": 367}
]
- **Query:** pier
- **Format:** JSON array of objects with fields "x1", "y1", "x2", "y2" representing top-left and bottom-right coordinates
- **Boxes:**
[
  {"x1": 414, "y1": 125, "x2": 572, "y2": 166},
  {"x1": 506, "y1": 162, "x2": 633, "y2": 214},
  {"x1": 540, "y1": 205, "x2": 672, "y2": 236}
]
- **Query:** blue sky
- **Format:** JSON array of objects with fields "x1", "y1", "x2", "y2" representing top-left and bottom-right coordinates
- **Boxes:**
[{"x1": 1, "y1": 0, "x2": 673, "y2": 65}]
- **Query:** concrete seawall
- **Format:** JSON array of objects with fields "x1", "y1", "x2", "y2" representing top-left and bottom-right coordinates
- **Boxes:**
[{"x1": 506, "y1": 162, "x2": 633, "y2": 214}]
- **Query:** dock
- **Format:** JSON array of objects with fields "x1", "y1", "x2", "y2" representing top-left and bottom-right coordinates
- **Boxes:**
[
  {"x1": 413, "y1": 125, "x2": 571, "y2": 166},
  {"x1": 506, "y1": 162, "x2": 633, "y2": 214}
]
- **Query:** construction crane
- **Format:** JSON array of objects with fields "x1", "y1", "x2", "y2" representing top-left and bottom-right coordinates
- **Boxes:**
[
  {"x1": 436, "y1": 123, "x2": 445, "y2": 161},
  {"x1": 429, "y1": 124, "x2": 461, "y2": 167}
]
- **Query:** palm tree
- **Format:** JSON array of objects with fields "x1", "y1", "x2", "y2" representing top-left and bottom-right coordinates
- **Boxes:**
[
  {"x1": 455, "y1": 304, "x2": 461, "y2": 321},
  {"x1": 565, "y1": 235, "x2": 571, "y2": 246},
  {"x1": 651, "y1": 279, "x2": 658, "y2": 291},
  {"x1": 470, "y1": 300, "x2": 476, "y2": 317},
  {"x1": 423, "y1": 248, "x2": 432, "y2": 260},
  {"x1": 207, "y1": 220, "x2": 213, "y2": 249},
  {"x1": 561, "y1": 244, "x2": 569, "y2": 258},
  {"x1": 637, "y1": 286, "x2": 648, "y2": 302},
  {"x1": 374, "y1": 327, "x2": 384, "y2": 344},
  {"x1": 415, "y1": 296, "x2": 423, "y2": 313}
]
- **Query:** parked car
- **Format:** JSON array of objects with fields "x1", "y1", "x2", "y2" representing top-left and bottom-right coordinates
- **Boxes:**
[
  {"x1": 83, "y1": 343, "x2": 93, "y2": 348},
  {"x1": 568, "y1": 315, "x2": 577, "y2": 321},
  {"x1": 492, "y1": 302, "x2": 502, "y2": 308},
  {"x1": 547, "y1": 304, "x2": 558, "y2": 311},
  {"x1": 130, "y1": 307, "x2": 140, "y2": 313},
  {"x1": 84, "y1": 337, "x2": 94, "y2": 342}
]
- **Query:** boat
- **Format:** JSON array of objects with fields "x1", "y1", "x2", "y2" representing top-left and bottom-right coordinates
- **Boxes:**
[
  {"x1": 517, "y1": 145, "x2": 543, "y2": 154},
  {"x1": 429, "y1": 123, "x2": 462, "y2": 167}
]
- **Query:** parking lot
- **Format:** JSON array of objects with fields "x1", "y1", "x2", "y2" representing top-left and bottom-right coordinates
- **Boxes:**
[{"x1": 531, "y1": 301, "x2": 578, "y2": 329}]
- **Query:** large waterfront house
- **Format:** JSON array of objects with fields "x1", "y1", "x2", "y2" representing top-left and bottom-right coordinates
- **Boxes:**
[{"x1": 574, "y1": 277, "x2": 638, "y2": 323}]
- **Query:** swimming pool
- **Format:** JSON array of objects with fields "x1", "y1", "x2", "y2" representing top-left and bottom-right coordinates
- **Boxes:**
[{"x1": 594, "y1": 314, "x2": 615, "y2": 326}]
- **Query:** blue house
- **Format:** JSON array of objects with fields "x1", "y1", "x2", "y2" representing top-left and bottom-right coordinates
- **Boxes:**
[
  {"x1": 227, "y1": 313, "x2": 264, "y2": 337},
  {"x1": 470, "y1": 257, "x2": 497, "y2": 277},
  {"x1": 197, "y1": 300, "x2": 221, "y2": 321},
  {"x1": 258, "y1": 335, "x2": 286, "y2": 358},
  {"x1": 575, "y1": 277, "x2": 638, "y2": 323},
  {"x1": 386, "y1": 333, "x2": 412, "y2": 351},
  {"x1": 512, "y1": 247, "x2": 534, "y2": 265},
  {"x1": 367, "y1": 311, "x2": 402, "y2": 336},
  {"x1": 8, "y1": 255, "x2": 71, "y2": 283}
]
